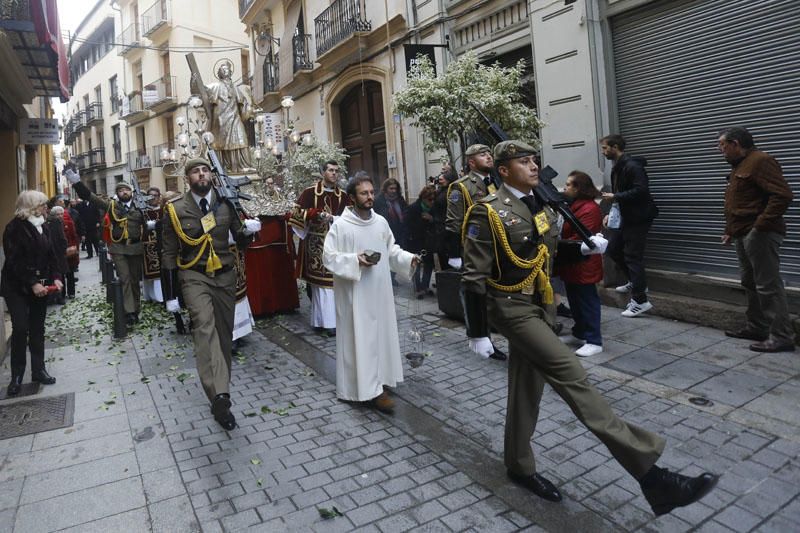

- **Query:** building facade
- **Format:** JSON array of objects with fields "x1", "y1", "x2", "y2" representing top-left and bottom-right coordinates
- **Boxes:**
[
  {"x1": 529, "y1": 0, "x2": 799, "y2": 284},
  {"x1": 113, "y1": 0, "x2": 250, "y2": 192},
  {"x1": 64, "y1": 0, "x2": 127, "y2": 195}
]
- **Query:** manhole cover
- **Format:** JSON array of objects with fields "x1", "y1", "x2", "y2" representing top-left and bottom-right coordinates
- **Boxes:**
[
  {"x1": 0, "y1": 382, "x2": 41, "y2": 401},
  {"x1": 0, "y1": 393, "x2": 75, "y2": 440}
]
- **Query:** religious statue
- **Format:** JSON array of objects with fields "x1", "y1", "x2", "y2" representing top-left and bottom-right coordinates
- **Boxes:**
[{"x1": 191, "y1": 59, "x2": 255, "y2": 174}]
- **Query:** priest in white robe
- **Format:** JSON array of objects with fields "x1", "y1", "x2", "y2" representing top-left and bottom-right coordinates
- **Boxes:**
[{"x1": 323, "y1": 175, "x2": 417, "y2": 412}]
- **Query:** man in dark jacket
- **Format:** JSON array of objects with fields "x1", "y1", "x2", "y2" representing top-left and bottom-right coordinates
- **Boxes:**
[
  {"x1": 600, "y1": 134, "x2": 659, "y2": 317},
  {"x1": 719, "y1": 127, "x2": 795, "y2": 353}
]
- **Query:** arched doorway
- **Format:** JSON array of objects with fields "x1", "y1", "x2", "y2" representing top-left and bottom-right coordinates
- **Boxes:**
[{"x1": 338, "y1": 80, "x2": 387, "y2": 183}]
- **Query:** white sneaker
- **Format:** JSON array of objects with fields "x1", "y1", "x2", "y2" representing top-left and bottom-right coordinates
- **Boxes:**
[
  {"x1": 575, "y1": 343, "x2": 603, "y2": 357},
  {"x1": 621, "y1": 300, "x2": 653, "y2": 317},
  {"x1": 559, "y1": 335, "x2": 586, "y2": 346},
  {"x1": 615, "y1": 281, "x2": 633, "y2": 293}
]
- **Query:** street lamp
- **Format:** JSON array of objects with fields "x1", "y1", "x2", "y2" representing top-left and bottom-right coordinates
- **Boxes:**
[{"x1": 161, "y1": 95, "x2": 209, "y2": 180}]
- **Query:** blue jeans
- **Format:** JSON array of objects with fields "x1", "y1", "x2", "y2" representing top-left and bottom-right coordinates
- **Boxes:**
[{"x1": 565, "y1": 283, "x2": 602, "y2": 346}]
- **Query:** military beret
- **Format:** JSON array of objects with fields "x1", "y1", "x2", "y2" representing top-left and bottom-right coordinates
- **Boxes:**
[
  {"x1": 465, "y1": 144, "x2": 491, "y2": 156},
  {"x1": 493, "y1": 140, "x2": 537, "y2": 162},
  {"x1": 115, "y1": 181, "x2": 132, "y2": 192},
  {"x1": 184, "y1": 157, "x2": 212, "y2": 174}
]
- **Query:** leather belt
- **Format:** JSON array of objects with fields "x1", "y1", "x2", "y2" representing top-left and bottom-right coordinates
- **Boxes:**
[{"x1": 188, "y1": 264, "x2": 233, "y2": 276}]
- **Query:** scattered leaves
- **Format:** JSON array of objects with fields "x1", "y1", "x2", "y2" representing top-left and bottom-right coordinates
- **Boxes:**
[{"x1": 317, "y1": 507, "x2": 344, "y2": 520}]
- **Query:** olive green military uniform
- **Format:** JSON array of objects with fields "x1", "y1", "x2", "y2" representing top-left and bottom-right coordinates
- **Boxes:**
[
  {"x1": 461, "y1": 141, "x2": 665, "y2": 480},
  {"x1": 73, "y1": 181, "x2": 144, "y2": 315},
  {"x1": 161, "y1": 191, "x2": 249, "y2": 402}
]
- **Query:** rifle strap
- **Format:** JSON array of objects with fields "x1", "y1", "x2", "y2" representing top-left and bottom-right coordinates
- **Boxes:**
[{"x1": 165, "y1": 202, "x2": 222, "y2": 274}]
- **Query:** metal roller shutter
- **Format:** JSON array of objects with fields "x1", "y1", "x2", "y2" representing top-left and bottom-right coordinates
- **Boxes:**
[{"x1": 610, "y1": 0, "x2": 800, "y2": 284}]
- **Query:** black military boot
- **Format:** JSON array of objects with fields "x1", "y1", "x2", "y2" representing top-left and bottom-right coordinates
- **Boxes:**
[
  {"x1": 32, "y1": 369, "x2": 56, "y2": 385},
  {"x1": 640, "y1": 465, "x2": 718, "y2": 516},
  {"x1": 7, "y1": 375, "x2": 23, "y2": 396}
]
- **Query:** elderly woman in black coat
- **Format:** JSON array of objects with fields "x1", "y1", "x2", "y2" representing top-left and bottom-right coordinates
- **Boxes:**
[{"x1": 1, "y1": 190, "x2": 63, "y2": 395}]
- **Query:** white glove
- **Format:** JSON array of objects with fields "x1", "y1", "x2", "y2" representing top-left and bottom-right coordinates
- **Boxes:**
[
  {"x1": 448, "y1": 257, "x2": 463, "y2": 269},
  {"x1": 65, "y1": 168, "x2": 80, "y2": 184},
  {"x1": 468, "y1": 337, "x2": 494, "y2": 358},
  {"x1": 580, "y1": 234, "x2": 608, "y2": 256},
  {"x1": 242, "y1": 218, "x2": 262, "y2": 236},
  {"x1": 146, "y1": 220, "x2": 156, "y2": 230},
  {"x1": 165, "y1": 299, "x2": 180, "y2": 313}
]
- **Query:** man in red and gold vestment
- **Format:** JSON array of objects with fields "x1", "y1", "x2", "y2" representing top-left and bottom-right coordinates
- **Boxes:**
[{"x1": 289, "y1": 160, "x2": 350, "y2": 336}]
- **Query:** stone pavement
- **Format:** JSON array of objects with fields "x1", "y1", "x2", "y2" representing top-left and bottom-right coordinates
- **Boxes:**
[{"x1": 0, "y1": 257, "x2": 798, "y2": 532}]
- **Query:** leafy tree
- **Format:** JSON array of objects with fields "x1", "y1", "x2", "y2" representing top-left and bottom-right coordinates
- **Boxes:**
[{"x1": 393, "y1": 51, "x2": 542, "y2": 166}]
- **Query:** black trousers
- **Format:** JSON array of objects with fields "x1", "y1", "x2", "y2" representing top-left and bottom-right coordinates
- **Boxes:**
[
  {"x1": 84, "y1": 228, "x2": 101, "y2": 257},
  {"x1": 5, "y1": 291, "x2": 48, "y2": 377},
  {"x1": 607, "y1": 222, "x2": 651, "y2": 303}
]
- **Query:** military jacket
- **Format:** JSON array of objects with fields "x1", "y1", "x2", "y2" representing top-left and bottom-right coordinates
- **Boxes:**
[
  {"x1": 462, "y1": 185, "x2": 558, "y2": 320},
  {"x1": 161, "y1": 192, "x2": 248, "y2": 273},
  {"x1": 73, "y1": 181, "x2": 144, "y2": 255},
  {"x1": 444, "y1": 170, "x2": 494, "y2": 236}
]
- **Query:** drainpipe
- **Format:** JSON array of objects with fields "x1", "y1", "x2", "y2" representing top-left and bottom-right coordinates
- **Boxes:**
[{"x1": 110, "y1": 0, "x2": 129, "y2": 194}]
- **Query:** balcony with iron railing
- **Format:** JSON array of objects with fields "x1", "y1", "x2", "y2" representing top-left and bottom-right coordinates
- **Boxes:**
[
  {"x1": 293, "y1": 33, "x2": 314, "y2": 73},
  {"x1": 74, "y1": 110, "x2": 88, "y2": 131},
  {"x1": 119, "y1": 22, "x2": 140, "y2": 55},
  {"x1": 314, "y1": 0, "x2": 372, "y2": 57},
  {"x1": 127, "y1": 149, "x2": 152, "y2": 171},
  {"x1": 88, "y1": 148, "x2": 106, "y2": 169},
  {"x1": 142, "y1": 76, "x2": 177, "y2": 112},
  {"x1": 120, "y1": 92, "x2": 150, "y2": 123},
  {"x1": 86, "y1": 102, "x2": 104, "y2": 126},
  {"x1": 74, "y1": 152, "x2": 88, "y2": 171},
  {"x1": 142, "y1": 0, "x2": 171, "y2": 37},
  {"x1": 64, "y1": 119, "x2": 74, "y2": 143},
  {"x1": 152, "y1": 142, "x2": 175, "y2": 165}
]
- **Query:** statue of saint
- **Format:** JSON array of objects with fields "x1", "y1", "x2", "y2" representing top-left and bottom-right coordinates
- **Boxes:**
[{"x1": 193, "y1": 59, "x2": 255, "y2": 174}]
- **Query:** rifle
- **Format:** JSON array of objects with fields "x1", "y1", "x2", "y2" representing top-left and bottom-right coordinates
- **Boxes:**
[
  {"x1": 470, "y1": 102, "x2": 596, "y2": 249},
  {"x1": 129, "y1": 174, "x2": 153, "y2": 212},
  {"x1": 204, "y1": 144, "x2": 253, "y2": 219}
]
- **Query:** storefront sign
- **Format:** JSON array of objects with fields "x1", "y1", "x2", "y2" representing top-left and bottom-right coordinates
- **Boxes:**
[{"x1": 18, "y1": 118, "x2": 60, "y2": 144}]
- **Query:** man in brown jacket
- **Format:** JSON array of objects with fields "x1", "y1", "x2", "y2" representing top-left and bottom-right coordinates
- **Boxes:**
[{"x1": 719, "y1": 127, "x2": 795, "y2": 352}]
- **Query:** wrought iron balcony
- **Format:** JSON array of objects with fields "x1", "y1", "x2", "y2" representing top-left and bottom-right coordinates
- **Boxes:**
[
  {"x1": 142, "y1": 0, "x2": 171, "y2": 36},
  {"x1": 119, "y1": 22, "x2": 140, "y2": 54},
  {"x1": 314, "y1": 0, "x2": 372, "y2": 57},
  {"x1": 143, "y1": 76, "x2": 177, "y2": 111},
  {"x1": 75, "y1": 110, "x2": 88, "y2": 131},
  {"x1": 263, "y1": 56, "x2": 279, "y2": 94},
  {"x1": 128, "y1": 149, "x2": 152, "y2": 171},
  {"x1": 86, "y1": 102, "x2": 103, "y2": 126},
  {"x1": 293, "y1": 33, "x2": 314, "y2": 73},
  {"x1": 87, "y1": 148, "x2": 106, "y2": 169},
  {"x1": 74, "y1": 152, "x2": 88, "y2": 171},
  {"x1": 120, "y1": 92, "x2": 149, "y2": 123}
]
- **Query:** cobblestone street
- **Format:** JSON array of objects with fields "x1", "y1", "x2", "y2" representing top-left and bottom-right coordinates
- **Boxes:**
[{"x1": 0, "y1": 257, "x2": 798, "y2": 532}]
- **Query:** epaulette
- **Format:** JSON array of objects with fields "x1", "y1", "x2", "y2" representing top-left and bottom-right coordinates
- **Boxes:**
[
  {"x1": 167, "y1": 196, "x2": 181, "y2": 204},
  {"x1": 478, "y1": 193, "x2": 496, "y2": 203}
]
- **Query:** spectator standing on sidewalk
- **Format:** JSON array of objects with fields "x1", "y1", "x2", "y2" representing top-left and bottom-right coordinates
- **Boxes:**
[
  {"x1": 557, "y1": 171, "x2": 604, "y2": 357},
  {"x1": 374, "y1": 177, "x2": 408, "y2": 287},
  {"x1": 54, "y1": 205, "x2": 81, "y2": 299},
  {"x1": 323, "y1": 174, "x2": 418, "y2": 413},
  {"x1": 2, "y1": 191, "x2": 62, "y2": 395},
  {"x1": 406, "y1": 185, "x2": 438, "y2": 298},
  {"x1": 461, "y1": 140, "x2": 717, "y2": 516},
  {"x1": 600, "y1": 134, "x2": 659, "y2": 317},
  {"x1": 719, "y1": 126, "x2": 795, "y2": 353},
  {"x1": 433, "y1": 166, "x2": 457, "y2": 267},
  {"x1": 45, "y1": 205, "x2": 69, "y2": 305}
]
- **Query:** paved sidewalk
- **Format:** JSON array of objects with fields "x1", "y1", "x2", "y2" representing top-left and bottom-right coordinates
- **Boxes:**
[{"x1": 0, "y1": 258, "x2": 798, "y2": 532}]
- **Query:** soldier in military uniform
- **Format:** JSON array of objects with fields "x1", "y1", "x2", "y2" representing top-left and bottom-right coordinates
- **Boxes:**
[
  {"x1": 461, "y1": 140, "x2": 717, "y2": 516},
  {"x1": 161, "y1": 158, "x2": 261, "y2": 430},
  {"x1": 444, "y1": 144, "x2": 497, "y2": 267},
  {"x1": 66, "y1": 173, "x2": 154, "y2": 326}
]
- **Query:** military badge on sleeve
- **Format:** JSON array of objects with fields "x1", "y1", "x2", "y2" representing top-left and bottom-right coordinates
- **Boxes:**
[
  {"x1": 449, "y1": 190, "x2": 462, "y2": 203},
  {"x1": 466, "y1": 224, "x2": 481, "y2": 240}
]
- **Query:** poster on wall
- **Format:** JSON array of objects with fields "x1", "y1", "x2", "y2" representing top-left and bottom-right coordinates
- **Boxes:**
[{"x1": 18, "y1": 118, "x2": 60, "y2": 144}]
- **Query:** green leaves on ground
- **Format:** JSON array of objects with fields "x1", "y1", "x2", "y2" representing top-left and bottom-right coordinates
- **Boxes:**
[{"x1": 317, "y1": 507, "x2": 344, "y2": 520}]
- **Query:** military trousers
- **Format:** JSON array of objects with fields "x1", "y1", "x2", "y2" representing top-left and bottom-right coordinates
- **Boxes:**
[
  {"x1": 179, "y1": 269, "x2": 236, "y2": 402},
  {"x1": 113, "y1": 253, "x2": 143, "y2": 314},
  {"x1": 488, "y1": 290, "x2": 665, "y2": 480}
]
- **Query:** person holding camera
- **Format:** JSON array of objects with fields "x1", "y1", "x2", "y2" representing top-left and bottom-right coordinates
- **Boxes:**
[
  {"x1": 1, "y1": 191, "x2": 63, "y2": 395},
  {"x1": 323, "y1": 174, "x2": 419, "y2": 413}
]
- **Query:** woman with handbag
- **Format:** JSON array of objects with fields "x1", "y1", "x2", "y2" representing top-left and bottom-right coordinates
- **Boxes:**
[{"x1": 1, "y1": 191, "x2": 63, "y2": 395}]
